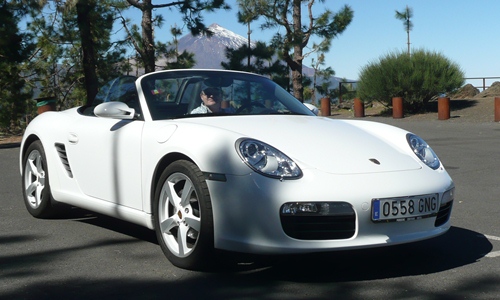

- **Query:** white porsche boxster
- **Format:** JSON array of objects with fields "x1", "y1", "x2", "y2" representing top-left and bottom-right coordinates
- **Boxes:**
[{"x1": 20, "y1": 70, "x2": 454, "y2": 270}]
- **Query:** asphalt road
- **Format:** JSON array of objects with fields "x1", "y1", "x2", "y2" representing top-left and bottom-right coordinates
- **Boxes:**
[{"x1": 1, "y1": 118, "x2": 499, "y2": 300}]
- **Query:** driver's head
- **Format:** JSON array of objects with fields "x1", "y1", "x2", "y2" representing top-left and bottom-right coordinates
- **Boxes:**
[
  {"x1": 201, "y1": 87, "x2": 222, "y2": 101},
  {"x1": 200, "y1": 87, "x2": 222, "y2": 111}
]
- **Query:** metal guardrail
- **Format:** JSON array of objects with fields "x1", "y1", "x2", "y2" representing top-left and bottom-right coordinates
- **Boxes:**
[
  {"x1": 464, "y1": 77, "x2": 500, "y2": 91},
  {"x1": 334, "y1": 77, "x2": 500, "y2": 103}
]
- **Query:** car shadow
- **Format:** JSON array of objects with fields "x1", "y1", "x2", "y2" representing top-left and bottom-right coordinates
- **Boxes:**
[
  {"x1": 242, "y1": 226, "x2": 492, "y2": 282},
  {"x1": 67, "y1": 206, "x2": 491, "y2": 280},
  {"x1": 51, "y1": 206, "x2": 158, "y2": 245}
]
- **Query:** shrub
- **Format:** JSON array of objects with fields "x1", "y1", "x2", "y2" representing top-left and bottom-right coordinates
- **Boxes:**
[{"x1": 357, "y1": 49, "x2": 464, "y2": 113}]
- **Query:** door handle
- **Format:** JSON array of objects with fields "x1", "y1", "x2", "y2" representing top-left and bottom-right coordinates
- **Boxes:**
[{"x1": 68, "y1": 132, "x2": 79, "y2": 144}]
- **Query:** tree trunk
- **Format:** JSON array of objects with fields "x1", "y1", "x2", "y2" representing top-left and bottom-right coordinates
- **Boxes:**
[
  {"x1": 141, "y1": 2, "x2": 156, "y2": 73},
  {"x1": 76, "y1": 0, "x2": 99, "y2": 105},
  {"x1": 291, "y1": 0, "x2": 303, "y2": 102}
]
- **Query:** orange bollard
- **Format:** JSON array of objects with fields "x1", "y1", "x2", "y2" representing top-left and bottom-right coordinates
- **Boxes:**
[
  {"x1": 392, "y1": 97, "x2": 404, "y2": 119},
  {"x1": 438, "y1": 97, "x2": 450, "y2": 120},
  {"x1": 354, "y1": 98, "x2": 365, "y2": 117},
  {"x1": 321, "y1": 97, "x2": 331, "y2": 116},
  {"x1": 495, "y1": 97, "x2": 500, "y2": 122},
  {"x1": 36, "y1": 96, "x2": 57, "y2": 115}
]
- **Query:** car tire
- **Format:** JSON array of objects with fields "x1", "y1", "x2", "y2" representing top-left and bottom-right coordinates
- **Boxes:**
[
  {"x1": 22, "y1": 140, "x2": 57, "y2": 218},
  {"x1": 154, "y1": 160, "x2": 214, "y2": 270}
]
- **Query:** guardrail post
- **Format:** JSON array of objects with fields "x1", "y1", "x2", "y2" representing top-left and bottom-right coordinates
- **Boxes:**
[
  {"x1": 354, "y1": 98, "x2": 364, "y2": 117},
  {"x1": 438, "y1": 97, "x2": 450, "y2": 120},
  {"x1": 495, "y1": 97, "x2": 500, "y2": 122},
  {"x1": 392, "y1": 97, "x2": 404, "y2": 119},
  {"x1": 321, "y1": 97, "x2": 331, "y2": 116}
]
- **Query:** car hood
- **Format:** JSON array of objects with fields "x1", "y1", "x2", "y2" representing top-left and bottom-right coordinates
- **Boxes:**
[{"x1": 180, "y1": 115, "x2": 422, "y2": 174}]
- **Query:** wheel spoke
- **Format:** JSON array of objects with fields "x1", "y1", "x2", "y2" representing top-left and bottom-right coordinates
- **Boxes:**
[
  {"x1": 165, "y1": 181, "x2": 179, "y2": 207},
  {"x1": 184, "y1": 215, "x2": 201, "y2": 232},
  {"x1": 159, "y1": 216, "x2": 177, "y2": 234},
  {"x1": 35, "y1": 156, "x2": 43, "y2": 174},
  {"x1": 35, "y1": 184, "x2": 43, "y2": 206},
  {"x1": 179, "y1": 180, "x2": 193, "y2": 207},
  {"x1": 177, "y1": 224, "x2": 189, "y2": 256},
  {"x1": 26, "y1": 181, "x2": 37, "y2": 196},
  {"x1": 27, "y1": 158, "x2": 39, "y2": 177}
]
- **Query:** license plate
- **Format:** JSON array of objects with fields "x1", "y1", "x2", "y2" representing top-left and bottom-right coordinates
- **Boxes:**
[{"x1": 372, "y1": 194, "x2": 439, "y2": 222}]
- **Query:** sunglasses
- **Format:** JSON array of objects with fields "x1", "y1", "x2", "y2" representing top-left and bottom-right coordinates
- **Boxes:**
[{"x1": 201, "y1": 92, "x2": 221, "y2": 98}]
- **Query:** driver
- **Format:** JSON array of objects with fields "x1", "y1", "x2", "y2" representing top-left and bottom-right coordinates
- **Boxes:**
[{"x1": 191, "y1": 87, "x2": 233, "y2": 114}]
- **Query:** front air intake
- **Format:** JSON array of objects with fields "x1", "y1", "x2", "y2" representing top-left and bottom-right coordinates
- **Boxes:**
[
  {"x1": 280, "y1": 202, "x2": 356, "y2": 240},
  {"x1": 434, "y1": 201, "x2": 453, "y2": 227}
]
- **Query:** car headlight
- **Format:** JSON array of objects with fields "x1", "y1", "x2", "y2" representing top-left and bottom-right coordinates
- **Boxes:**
[
  {"x1": 407, "y1": 133, "x2": 441, "y2": 170},
  {"x1": 236, "y1": 139, "x2": 302, "y2": 179}
]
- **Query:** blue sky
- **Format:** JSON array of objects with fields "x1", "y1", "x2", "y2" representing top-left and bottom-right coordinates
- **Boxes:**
[{"x1": 128, "y1": 0, "x2": 499, "y2": 86}]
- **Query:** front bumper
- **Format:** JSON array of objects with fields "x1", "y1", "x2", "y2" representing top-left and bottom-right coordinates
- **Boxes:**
[{"x1": 207, "y1": 167, "x2": 454, "y2": 254}]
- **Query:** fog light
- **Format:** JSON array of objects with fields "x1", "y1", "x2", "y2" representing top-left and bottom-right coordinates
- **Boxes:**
[
  {"x1": 281, "y1": 202, "x2": 332, "y2": 215},
  {"x1": 281, "y1": 202, "x2": 354, "y2": 217}
]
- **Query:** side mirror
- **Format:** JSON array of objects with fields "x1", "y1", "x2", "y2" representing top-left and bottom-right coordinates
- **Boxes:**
[
  {"x1": 94, "y1": 102, "x2": 135, "y2": 120},
  {"x1": 303, "y1": 103, "x2": 319, "y2": 116}
]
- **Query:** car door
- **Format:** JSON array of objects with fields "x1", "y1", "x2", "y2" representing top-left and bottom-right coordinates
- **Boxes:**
[{"x1": 66, "y1": 77, "x2": 144, "y2": 210}]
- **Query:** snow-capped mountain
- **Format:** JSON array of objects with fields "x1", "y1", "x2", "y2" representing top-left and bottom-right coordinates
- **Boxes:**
[
  {"x1": 174, "y1": 23, "x2": 255, "y2": 69},
  {"x1": 157, "y1": 23, "x2": 349, "y2": 91}
]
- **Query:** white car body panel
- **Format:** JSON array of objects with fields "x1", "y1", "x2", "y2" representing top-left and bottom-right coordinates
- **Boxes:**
[
  {"x1": 20, "y1": 70, "x2": 454, "y2": 257},
  {"x1": 67, "y1": 115, "x2": 144, "y2": 209}
]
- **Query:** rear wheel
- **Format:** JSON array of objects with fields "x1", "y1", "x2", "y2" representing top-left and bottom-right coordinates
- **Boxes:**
[
  {"x1": 154, "y1": 160, "x2": 214, "y2": 270},
  {"x1": 22, "y1": 140, "x2": 56, "y2": 218}
]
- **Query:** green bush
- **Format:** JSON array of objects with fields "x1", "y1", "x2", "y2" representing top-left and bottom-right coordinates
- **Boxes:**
[{"x1": 357, "y1": 49, "x2": 464, "y2": 113}]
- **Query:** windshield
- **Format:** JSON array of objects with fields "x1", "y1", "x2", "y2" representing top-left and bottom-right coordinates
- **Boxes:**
[{"x1": 139, "y1": 70, "x2": 315, "y2": 120}]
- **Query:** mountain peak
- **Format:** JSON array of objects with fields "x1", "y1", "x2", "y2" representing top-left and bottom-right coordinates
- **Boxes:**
[
  {"x1": 174, "y1": 24, "x2": 250, "y2": 69},
  {"x1": 206, "y1": 23, "x2": 249, "y2": 47},
  {"x1": 207, "y1": 23, "x2": 223, "y2": 30}
]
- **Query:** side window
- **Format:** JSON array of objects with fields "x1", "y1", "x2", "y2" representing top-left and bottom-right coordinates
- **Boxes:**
[
  {"x1": 143, "y1": 78, "x2": 193, "y2": 120},
  {"x1": 144, "y1": 78, "x2": 180, "y2": 103},
  {"x1": 180, "y1": 83, "x2": 197, "y2": 104},
  {"x1": 92, "y1": 78, "x2": 116, "y2": 106},
  {"x1": 92, "y1": 76, "x2": 138, "y2": 106},
  {"x1": 91, "y1": 76, "x2": 142, "y2": 118}
]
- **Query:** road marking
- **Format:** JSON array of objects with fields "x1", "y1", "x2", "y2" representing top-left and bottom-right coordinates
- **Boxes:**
[
  {"x1": 478, "y1": 234, "x2": 500, "y2": 258},
  {"x1": 486, "y1": 251, "x2": 500, "y2": 258},
  {"x1": 484, "y1": 234, "x2": 500, "y2": 241},
  {"x1": 477, "y1": 234, "x2": 500, "y2": 241}
]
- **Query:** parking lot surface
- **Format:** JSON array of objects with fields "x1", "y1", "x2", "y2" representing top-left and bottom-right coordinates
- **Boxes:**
[{"x1": 1, "y1": 117, "x2": 499, "y2": 299}]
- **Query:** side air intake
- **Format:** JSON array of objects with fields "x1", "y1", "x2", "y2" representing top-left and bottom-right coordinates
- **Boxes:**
[{"x1": 55, "y1": 143, "x2": 73, "y2": 178}]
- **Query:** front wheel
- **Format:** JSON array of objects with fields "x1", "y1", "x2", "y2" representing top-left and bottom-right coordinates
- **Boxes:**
[
  {"x1": 154, "y1": 160, "x2": 214, "y2": 270},
  {"x1": 22, "y1": 140, "x2": 57, "y2": 218}
]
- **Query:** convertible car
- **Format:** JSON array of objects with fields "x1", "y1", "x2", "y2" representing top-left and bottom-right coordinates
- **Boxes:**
[{"x1": 20, "y1": 70, "x2": 454, "y2": 270}]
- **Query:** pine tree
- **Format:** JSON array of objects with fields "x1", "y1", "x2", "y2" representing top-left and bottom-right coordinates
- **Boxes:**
[
  {"x1": 247, "y1": 0, "x2": 353, "y2": 102},
  {"x1": 25, "y1": 1, "x2": 128, "y2": 107},
  {"x1": 163, "y1": 26, "x2": 196, "y2": 70},
  {"x1": 0, "y1": 1, "x2": 35, "y2": 133},
  {"x1": 124, "y1": 0, "x2": 229, "y2": 73},
  {"x1": 222, "y1": 0, "x2": 289, "y2": 89}
]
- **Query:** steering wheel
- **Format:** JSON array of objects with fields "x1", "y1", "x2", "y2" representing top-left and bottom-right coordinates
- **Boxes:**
[{"x1": 235, "y1": 101, "x2": 266, "y2": 114}]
